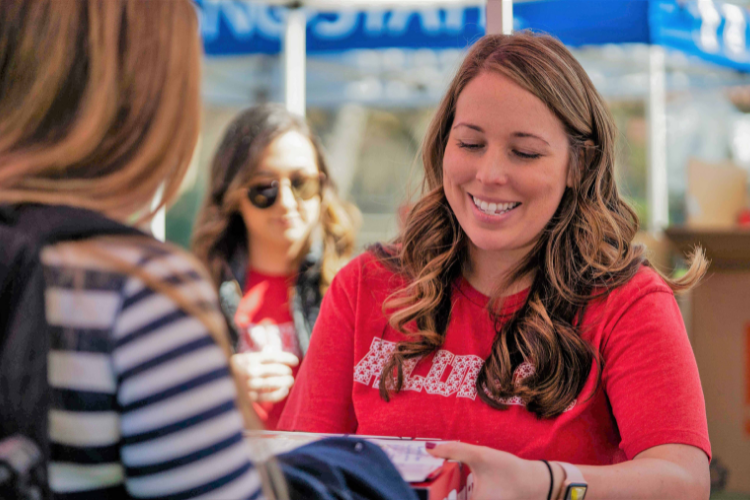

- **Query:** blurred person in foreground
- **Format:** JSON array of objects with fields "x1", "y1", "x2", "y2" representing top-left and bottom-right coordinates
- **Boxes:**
[
  {"x1": 279, "y1": 32, "x2": 711, "y2": 500},
  {"x1": 192, "y1": 105, "x2": 359, "y2": 430},
  {"x1": 0, "y1": 1, "x2": 412, "y2": 499}
]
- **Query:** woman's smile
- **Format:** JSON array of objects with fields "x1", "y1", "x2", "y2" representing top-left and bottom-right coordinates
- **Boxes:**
[{"x1": 468, "y1": 192, "x2": 522, "y2": 221}]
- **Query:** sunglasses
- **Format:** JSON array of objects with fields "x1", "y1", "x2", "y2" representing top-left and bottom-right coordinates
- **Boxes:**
[{"x1": 247, "y1": 174, "x2": 324, "y2": 209}]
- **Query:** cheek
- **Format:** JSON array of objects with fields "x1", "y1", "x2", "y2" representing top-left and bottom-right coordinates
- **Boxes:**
[
  {"x1": 442, "y1": 150, "x2": 476, "y2": 212},
  {"x1": 442, "y1": 147, "x2": 474, "y2": 186},
  {"x1": 238, "y1": 198, "x2": 269, "y2": 233},
  {"x1": 523, "y1": 168, "x2": 569, "y2": 215},
  {"x1": 240, "y1": 209, "x2": 264, "y2": 236},
  {"x1": 300, "y1": 198, "x2": 321, "y2": 224}
]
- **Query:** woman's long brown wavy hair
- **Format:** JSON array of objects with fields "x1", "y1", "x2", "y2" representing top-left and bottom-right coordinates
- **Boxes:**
[
  {"x1": 192, "y1": 104, "x2": 359, "y2": 292},
  {"x1": 376, "y1": 32, "x2": 707, "y2": 419}
]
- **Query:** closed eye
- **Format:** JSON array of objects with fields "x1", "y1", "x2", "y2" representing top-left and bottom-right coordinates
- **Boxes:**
[
  {"x1": 512, "y1": 150, "x2": 542, "y2": 160},
  {"x1": 457, "y1": 140, "x2": 484, "y2": 151}
]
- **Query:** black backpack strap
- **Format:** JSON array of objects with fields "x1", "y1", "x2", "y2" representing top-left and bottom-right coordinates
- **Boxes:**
[
  {"x1": 0, "y1": 203, "x2": 144, "y2": 339},
  {"x1": 0, "y1": 204, "x2": 144, "y2": 499}
]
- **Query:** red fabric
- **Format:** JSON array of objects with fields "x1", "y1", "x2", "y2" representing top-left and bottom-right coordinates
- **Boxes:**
[
  {"x1": 278, "y1": 253, "x2": 711, "y2": 464},
  {"x1": 235, "y1": 269, "x2": 302, "y2": 430}
]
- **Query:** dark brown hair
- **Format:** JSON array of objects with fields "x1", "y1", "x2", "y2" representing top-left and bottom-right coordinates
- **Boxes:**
[{"x1": 375, "y1": 32, "x2": 706, "y2": 418}]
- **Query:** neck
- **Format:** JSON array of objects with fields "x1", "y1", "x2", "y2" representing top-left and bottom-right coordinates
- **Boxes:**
[
  {"x1": 463, "y1": 244, "x2": 533, "y2": 297},
  {"x1": 248, "y1": 238, "x2": 298, "y2": 276}
]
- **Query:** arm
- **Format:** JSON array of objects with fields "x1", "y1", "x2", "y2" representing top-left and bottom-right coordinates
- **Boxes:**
[
  {"x1": 112, "y1": 268, "x2": 264, "y2": 499},
  {"x1": 277, "y1": 258, "x2": 361, "y2": 433},
  {"x1": 428, "y1": 442, "x2": 708, "y2": 500},
  {"x1": 574, "y1": 444, "x2": 708, "y2": 499},
  {"x1": 430, "y1": 282, "x2": 710, "y2": 500}
]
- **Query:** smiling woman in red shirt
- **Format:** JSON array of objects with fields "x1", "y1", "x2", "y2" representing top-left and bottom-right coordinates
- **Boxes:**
[{"x1": 279, "y1": 32, "x2": 711, "y2": 500}]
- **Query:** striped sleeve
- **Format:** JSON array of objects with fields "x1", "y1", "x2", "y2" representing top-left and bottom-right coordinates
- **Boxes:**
[
  {"x1": 111, "y1": 251, "x2": 264, "y2": 500},
  {"x1": 42, "y1": 239, "x2": 265, "y2": 500},
  {"x1": 45, "y1": 266, "x2": 130, "y2": 500}
]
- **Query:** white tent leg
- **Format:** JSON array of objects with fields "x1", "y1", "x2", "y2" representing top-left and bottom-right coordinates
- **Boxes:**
[
  {"x1": 150, "y1": 185, "x2": 166, "y2": 242},
  {"x1": 326, "y1": 104, "x2": 369, "y2": 198},
  {"x1": 647, "y1": 45, "x2": 669, "y2": 233},
  {"x1": 284, "y1": 7, "x2": 307, "y2": 117},
  {"x1": 486, "y1": 0, "x2": 513, "y2": 35}
]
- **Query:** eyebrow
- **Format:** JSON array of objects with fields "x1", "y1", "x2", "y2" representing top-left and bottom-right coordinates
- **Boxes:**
[
  {"x1": 513, "y1": 132, "x2": 550, "y2": 147},
  {"x1": 452, "y1": 122, "x2": 551, "y2": 147},
  {"x1": 452, "y1": 122, "x2": 484, "y2": 133},
  {"x1": 252, "y1": 168, "x2": 309, "y2": 177}
]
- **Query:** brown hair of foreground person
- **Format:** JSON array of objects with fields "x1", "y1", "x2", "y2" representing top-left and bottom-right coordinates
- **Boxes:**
[
  {"x1": 376, "y1": 32, "x2": 708, "y2": 418},
  {"x1": 0, "y1": 0, "x2": 198, "y2": 222}
]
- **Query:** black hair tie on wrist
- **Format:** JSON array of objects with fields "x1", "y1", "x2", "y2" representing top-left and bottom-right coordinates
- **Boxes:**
[{"x1": 541, "y1": 460, "x2": 554, "y2": 500}]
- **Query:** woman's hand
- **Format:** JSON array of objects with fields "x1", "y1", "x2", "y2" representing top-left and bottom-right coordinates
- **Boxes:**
[
  {"x1": 232, "y1": 349, "x2": 300, "y2": 403},
  {"x1": 427, "y1": 442, "x2": 551, "y2": 500}
]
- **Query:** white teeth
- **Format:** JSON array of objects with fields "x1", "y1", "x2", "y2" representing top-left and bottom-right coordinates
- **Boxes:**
[{"x1": 472, "y1": 196, "x2": 519, "y2": 215}]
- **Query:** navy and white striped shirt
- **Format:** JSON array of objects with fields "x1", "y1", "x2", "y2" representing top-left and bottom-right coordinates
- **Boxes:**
[{"x1": 40, "y1": 237, "x2": 264, "y2": 499}]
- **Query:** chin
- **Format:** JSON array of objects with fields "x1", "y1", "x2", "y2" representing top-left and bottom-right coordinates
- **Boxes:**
[
  {"x1": 472, "y1": 241, "x2": 514, "y2": 253},
  {"x1": 464, "y1": 226, "x2": 525, "y2": 253},
  {"x1": 281, "y1": 228, "x2": 308, "y2": 245},
  {"x1": 465, "y1": 235, "x2": 505, "y2": 252}
]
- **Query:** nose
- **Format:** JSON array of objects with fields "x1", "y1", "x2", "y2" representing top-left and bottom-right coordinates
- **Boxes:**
[
  {"x1": 474, "y1": 147, "x2": 509, "y2": 186},
  {"x1": 278, "y1": 180, "x2": 298, "y2": 211}
]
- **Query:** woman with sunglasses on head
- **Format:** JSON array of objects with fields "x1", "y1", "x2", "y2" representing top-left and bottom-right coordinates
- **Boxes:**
[
  {"x1": 192, "y1": 104, "x2": 359, "y2": 430},
  {"x1": 279, "y1": 32, "x2": 711, "y2": 500}
]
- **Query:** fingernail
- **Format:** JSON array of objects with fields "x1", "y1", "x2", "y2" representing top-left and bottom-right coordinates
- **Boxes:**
[{"x1": 425, "y1": 442, "x2": 437, "y2": 449}]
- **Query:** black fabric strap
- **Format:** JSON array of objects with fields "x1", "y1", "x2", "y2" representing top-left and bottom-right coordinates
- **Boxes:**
[{"x1": 541, "y1": 459, "x2": 554, "y2": 500}]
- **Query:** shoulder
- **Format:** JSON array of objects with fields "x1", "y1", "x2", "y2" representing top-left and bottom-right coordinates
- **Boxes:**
[
  {"x1": 41, "y1": 235, "x2": 219, "y2": 309},
  {"x1": 605, "y1": 265, "x2": 673, "y2": 305},
  {"x1": 334, "y1": 250, "x2": 405, "y2": 289},
  {"x1": 42, "y1": 234, "x2": 174, "y2": 270},
  {"x1": 586, "y1": 265, "x2": 678, "y2": 340}
]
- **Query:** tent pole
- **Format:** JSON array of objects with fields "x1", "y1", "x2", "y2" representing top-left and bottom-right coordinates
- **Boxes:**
[
  {"x1": 284, "y1": 5, "x2": 307, "y2": 117},
  {"x1": 150, "y1": 184, "x2": 165, "y2": 242},
  {"x1": 647, "y1": 45, "x2": 669, "y2": 233},
  {"x1": 486, "y1": 0, "x2": 513, "y2": 35}
]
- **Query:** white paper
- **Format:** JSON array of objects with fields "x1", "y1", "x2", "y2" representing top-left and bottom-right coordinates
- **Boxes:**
[
  {"x1": 367, "y1": 438, "x2": 446, "y2": 482},
  {"x1": 245, "y1": 431, "x2": 447, "y2": 483}
]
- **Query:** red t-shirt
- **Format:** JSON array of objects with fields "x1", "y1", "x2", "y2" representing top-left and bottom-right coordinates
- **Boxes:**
[
  {"x1": 278, "y1": 252, "x2": 711, "y2": 464},
  {"x1": 235, "y1": 269, "x2": 302, "y2": 430}
]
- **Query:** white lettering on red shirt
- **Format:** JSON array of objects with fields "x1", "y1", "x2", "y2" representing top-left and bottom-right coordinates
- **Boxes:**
[
  {"x1": 353, "y1": 337, "x2": 575, "y2": 410},
  {"x1": 353, "y1": 337, "x2": 396, "y2": 388}
]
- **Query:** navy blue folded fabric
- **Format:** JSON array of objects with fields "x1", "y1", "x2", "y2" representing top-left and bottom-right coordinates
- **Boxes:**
[{"x1": 276, "y1": 437, "x2": 419, "y2": 500}]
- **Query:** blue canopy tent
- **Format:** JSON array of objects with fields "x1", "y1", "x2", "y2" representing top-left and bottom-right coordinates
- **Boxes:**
[
  {"x1": 192, "y1": 0, "x2": 750, "y2": 233},
  {"x1": 197, "y1": 0, "x2": 750, "y2": 71}
]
